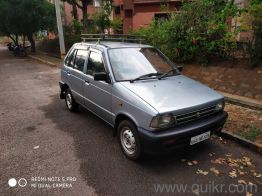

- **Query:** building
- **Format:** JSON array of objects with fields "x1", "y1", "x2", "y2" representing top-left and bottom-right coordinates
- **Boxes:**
[
  {"x1": 114, "y1": 0, "x2": 182, "y2": 33},
  {"x1": 62, "y1": 0, "x2": 249, "y2": 36},
  {"x1": 62, "y1": 0, "x2": 181, "y2": 34},
  {"x1": 63, "y1": 0, "x2": 103, "y2": 26}
]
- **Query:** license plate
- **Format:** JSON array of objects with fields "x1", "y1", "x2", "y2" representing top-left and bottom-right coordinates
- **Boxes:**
[{"x1": 190, "y1": 131, "x2": 210, "y2": 145}]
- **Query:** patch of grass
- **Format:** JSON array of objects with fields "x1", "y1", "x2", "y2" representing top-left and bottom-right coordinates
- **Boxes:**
[{"x1": 238, "y1": 125, "x2": 262, "y2": 142}]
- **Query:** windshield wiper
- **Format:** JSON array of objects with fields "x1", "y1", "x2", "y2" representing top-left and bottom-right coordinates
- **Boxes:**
[
  {"x1": 130, "y1": 72, "x2": 162, "y2": 83},
  {"x1": 159, "y1": 68, "x2": 178, "y2": 80}
]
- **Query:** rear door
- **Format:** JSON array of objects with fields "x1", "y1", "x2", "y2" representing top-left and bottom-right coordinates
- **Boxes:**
[
  {"x1": 70, "y1": 49, "x2": 89, "y2": 105},
  {"x1": 83, "y1": 48, "x2": 113, "y2": 125},
  {"x1": 61, "y1": 48, "x2": 77, "y2": 88}
]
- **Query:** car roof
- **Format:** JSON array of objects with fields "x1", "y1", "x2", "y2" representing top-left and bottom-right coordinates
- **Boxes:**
[{"x1": 75, "y1": 41, "x2": 152, "y2": 49}]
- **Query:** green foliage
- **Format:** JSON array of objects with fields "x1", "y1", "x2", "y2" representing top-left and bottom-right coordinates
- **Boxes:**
[
  {"x1": 133, "y1": 0, "x2": 240, "y2": 64},
  {"x1": 92, "y1": 11, "x2": 111, "y2": 33},
  {"x1": 0, "y1": 0, "x2": 55, "y2": 38},
  {"x1": 0, "y1": 0, "x2": 55, "y2": 51},
  {"x1": 62, "y1": 0, "x2": 92, "y2": 32},
  {"x1": 92, "y1": 0, "x2": 112, "y2": 33},
  {"x1": 72, "y1": 19, "x2": 83, "y2": 34},
  {"x1": 37, "y1": 38, "x2": 60, "y2": 56},
  {"x1": 248, "y1": 1, "x2": 262, "y2": 67},
  {"x1": 111, "y1": 18, "x2": 123, "y2": 33},
  {"x1": 239, "y1": 125, "x2": 262, "y2": 142}
]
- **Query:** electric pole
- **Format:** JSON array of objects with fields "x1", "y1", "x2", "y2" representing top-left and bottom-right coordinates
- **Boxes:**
[{"x1": 54, "y1": 0, "x2": 66, "y2": 59}]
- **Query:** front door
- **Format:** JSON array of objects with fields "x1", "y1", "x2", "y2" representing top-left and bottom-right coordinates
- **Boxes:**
[{"x1": 83, "y1": 49, "x2": 113, "y2": 125}]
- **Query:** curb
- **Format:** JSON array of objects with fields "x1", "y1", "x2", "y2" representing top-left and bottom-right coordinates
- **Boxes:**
[
  {"x1": 28, "y1": 55, "x2": 60, "y2": 67},
  {"x1": 219, "y1": 91, "x2": 262, "y2": 111},
  {"x1": 219, "y1": 130, "x2": 262, "y2": 154}
]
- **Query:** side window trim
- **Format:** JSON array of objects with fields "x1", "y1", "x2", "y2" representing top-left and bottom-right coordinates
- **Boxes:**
[
  {"x1": 64, "y1": 48, "x2": 73, "y2": 66},
  {"x1": 65, "y1": 49, "x2": 77, "y2": 68},
  {"x1": 83, "y1": 50, "x2": 90, "y2": 74},
  {"x1": 64, "y1": 47, "x2": 72, "y2": 65}
]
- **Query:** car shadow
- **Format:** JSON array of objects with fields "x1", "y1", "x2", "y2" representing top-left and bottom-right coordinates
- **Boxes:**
[{"x1": 39, "y1": 95, "x2": 218, "y2": 196}]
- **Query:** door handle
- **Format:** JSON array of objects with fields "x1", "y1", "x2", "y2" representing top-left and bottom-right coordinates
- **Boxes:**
[
  {"x1": 66, "y1": 70, "x2": 71, "y2": 75},
  {"x1": 84, "y1": 80, "x2": 90, "y2": 84}
]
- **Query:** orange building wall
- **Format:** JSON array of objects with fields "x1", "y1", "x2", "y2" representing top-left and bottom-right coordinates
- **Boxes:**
[{"x1": 63, "y1": 2, "x2": 96, "y2": 26}]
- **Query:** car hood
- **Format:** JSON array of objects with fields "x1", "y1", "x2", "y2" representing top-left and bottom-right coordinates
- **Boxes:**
[{"x1": 120, "y1": 75, "x2": 223, "y2": 114}]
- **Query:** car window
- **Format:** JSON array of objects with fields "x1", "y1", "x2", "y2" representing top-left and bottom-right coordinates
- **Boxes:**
[
  {"x1": 108, "y1": 47, "x2": 175, "y2": 81},
  {"x1": 86, "y1": 51, "x2": 105, "y2": 76},
  {"x1": 74, "y1": 50, "x2": 88, "y2": 72},
  {"x1": 65, "y1": 49, "x2": 77, "y2": 68}
]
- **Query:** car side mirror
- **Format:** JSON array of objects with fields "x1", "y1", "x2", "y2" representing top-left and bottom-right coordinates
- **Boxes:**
[
  {"x1": 177, "y1": 65, "x2": 183, "y2": 72},
  {"x1": 94, "y1": 72, "x2": 111, "y2": 83}
]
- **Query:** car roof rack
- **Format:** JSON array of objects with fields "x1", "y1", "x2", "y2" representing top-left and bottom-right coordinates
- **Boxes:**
[{"x1": 80, "y1": 34, "x2": 146, "y2": 44}]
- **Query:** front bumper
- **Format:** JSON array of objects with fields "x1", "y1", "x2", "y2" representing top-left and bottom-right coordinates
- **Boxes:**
[{"x1": 137, "y1": 111, "x2": 228, "y2": 154}]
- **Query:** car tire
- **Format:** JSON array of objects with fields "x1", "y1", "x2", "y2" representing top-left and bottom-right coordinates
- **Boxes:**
[
  {"x1": 118, "y1": 120, "x2": 143, "y2": 161},
  {"x1": 65, "y1": 89, "x2": 78, "y2": 112}
]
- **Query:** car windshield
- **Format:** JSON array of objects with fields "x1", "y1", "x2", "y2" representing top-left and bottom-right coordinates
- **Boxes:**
[{"x1": 108, "y1": 47, "x2": 177, "y2": 81}]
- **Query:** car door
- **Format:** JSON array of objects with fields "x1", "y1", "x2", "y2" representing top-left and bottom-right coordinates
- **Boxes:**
[
  {"x1": 62, "y1": 48, "x2": 77, "y2": 89},
  {"x1": 83, "y1": 48, "x2": 113, "y2": 125},
  {"x1": 70, "y1": 49, "x2": 89, "y2": 105}
]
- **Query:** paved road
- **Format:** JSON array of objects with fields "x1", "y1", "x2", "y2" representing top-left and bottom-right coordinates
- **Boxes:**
[{"x1": 0, "y1": 46, "x2": 261, "y2": 196}]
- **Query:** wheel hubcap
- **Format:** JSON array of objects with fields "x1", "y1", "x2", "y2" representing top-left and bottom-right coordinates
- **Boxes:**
[
  {"x1": 66, "y1": 93, "x2": 72, "y2": 109},
  {"x1": 121, "y1": 128, "x2": 136, "y2": 155}
]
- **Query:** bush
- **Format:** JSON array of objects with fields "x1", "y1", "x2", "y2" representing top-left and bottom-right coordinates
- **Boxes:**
[
  {"x1": 111, "y1": 18, "x2": 123, "y2": 34},
  {"x1": 133, "y1": 0, "x2": 240, "y2": 65},
  {"x1": 37, "y1": 38, "x2": 60, "y2": 57},
  {"x1": 248, "y1": 2, "x2": 262, "y2": 67}
]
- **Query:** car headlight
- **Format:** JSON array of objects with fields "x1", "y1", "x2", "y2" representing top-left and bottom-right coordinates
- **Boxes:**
[
  {"x1": 215, "y1": 101, "x2": 224, "y2": 111},
  {"x1": 150, "y1": 114, "x2": 175, "y2": 129}
]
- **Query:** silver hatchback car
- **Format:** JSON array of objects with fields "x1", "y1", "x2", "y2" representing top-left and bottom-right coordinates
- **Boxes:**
[{"x1": 59, "y1": 41, "x2": 228, "y2": 160}]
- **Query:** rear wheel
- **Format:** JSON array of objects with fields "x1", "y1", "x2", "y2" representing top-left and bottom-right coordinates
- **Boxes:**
[
  {"x1": 65, "y1": 89, "x2": 78, "y2": 112},
  {"x1": 118, "y1": 120, "x2": 143, "y2": 160},
  {"x1": 19, "y1": 49, "x2": 27, "y2": 57}
]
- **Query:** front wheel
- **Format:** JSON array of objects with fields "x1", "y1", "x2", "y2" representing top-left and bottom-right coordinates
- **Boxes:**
[
  {"x1": 118, "y1": 120, "x2": 143, "y2": 160},
  {"x1": 65, "y1": 89, "x2": 78, "y2": 112}
]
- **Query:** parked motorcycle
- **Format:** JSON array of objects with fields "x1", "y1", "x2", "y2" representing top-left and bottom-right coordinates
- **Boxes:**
[
  {"x1": 7, "y1": 42, "x2": 31, "y2": 57},
  {"x1": 6, "y1": 42, "x2": 15, "y2": 51},
  {"x1": 13, "y1": 44, "x2": 31, "y2": 57}
]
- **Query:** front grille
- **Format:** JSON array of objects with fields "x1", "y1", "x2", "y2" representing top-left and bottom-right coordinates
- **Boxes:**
[{"x1": 176, "y1": 105, "x2": 217, "y2": 124}]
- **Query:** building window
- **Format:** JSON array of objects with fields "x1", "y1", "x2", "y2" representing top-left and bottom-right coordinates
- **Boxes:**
[
  {"x1": 154, "y1": 13, "x2": 169, "y2": 21},
  {"x1": 115, "y1": 6, "x2": 121, "y2": 15},
  {"x1": 125, "y1": 10, "x2": 132, "y2": 18}
]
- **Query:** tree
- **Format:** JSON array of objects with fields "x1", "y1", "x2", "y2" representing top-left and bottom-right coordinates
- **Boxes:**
[
  {"x1": 63, "y1": 0, "x2": 92, "y2": 32},
  {"x1": 0, "y1": 0, "x2": 55, "y2": 52},
  {"x1": 248, "y1": 1, "x2": 262, "y2": 66},
  {"x1": 133, "y1": 0, "x2": 240, "y2": 64},
  {"x1": 92, "y1": 0, "x2": 112, "y2": 33},
  {"x1": 62, "y1": 0, "x2": 78, "y2": 20}
]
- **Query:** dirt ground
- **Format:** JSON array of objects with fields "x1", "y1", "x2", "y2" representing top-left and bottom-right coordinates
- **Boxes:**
[
  {"x1": 224, "y1": 103, "x2": 262, "y2": 144},
  {"x1": 183, "y1": 60, "x2": 262, "y2": 100}
]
